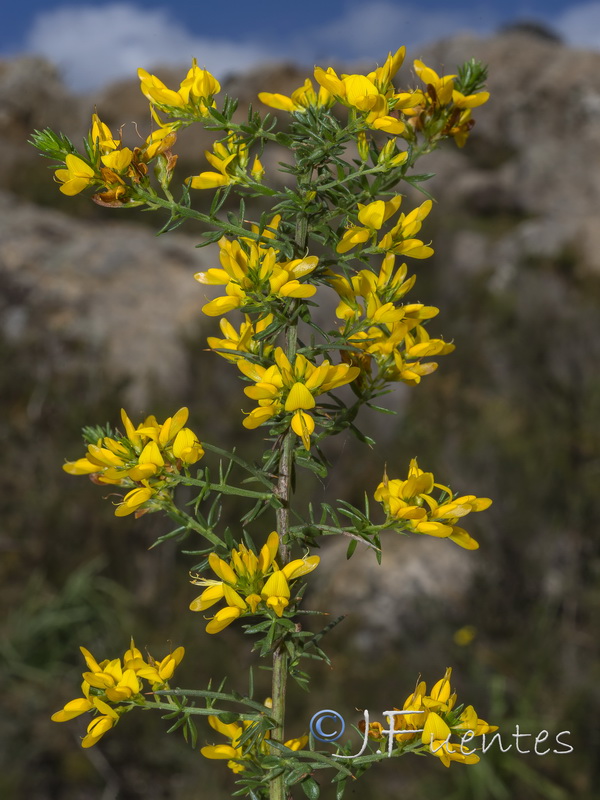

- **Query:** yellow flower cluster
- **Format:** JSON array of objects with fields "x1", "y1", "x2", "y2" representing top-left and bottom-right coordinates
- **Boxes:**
[
  {"x1": 258, "y1": 49, "x2": 489, "y2": 148},
  {"x1": 364, "y1": 668, "x2": 497, "y2": 767},
  {"x1": 51, "y1": 640, "x2": 184, "y2": 748},
  {"x1": 202, "y1": 699, "x2": 307, "y2": 773},
  {"x1": 188, "y1": 134, "x2": 264, "y2": 190},
  {"x1": 236, "y1": 348, "x2": 360, "y2": 449},
  {"x1": 313, "y1": 47, "x2": 409, "y2": 135},
  {"x1": 190, "y1": 531, "x2": 319, "y2": 633},
  {"x1": 63, "y1": 407, "x2": 203, "y2": 517},
  {"x1": 195, "y1": 227, "x2": 317, "y2": 315},
  {"x1": 258, "y1": 77, "x2": 334, "y2": 114},
  {"x1": 409, "y1": 61, "x2": 490, "y2": 147},
  {"x1": 375, "y1": 459, "x2": 492, "y2": 549},
  {"x1": 54, "y1": 113, "x2": 177, "y2": 202},
  {"x1": 331, "y1": 254, "x2": 454, "y2": 386},
  {"x1": 336, "y1": 196, "x2": 434, "y2": 258},
  {"x1": 207, "y1": 314, "x2": 274, "y2": 362},
  {"x1": 138, "y1": 60, "x2": 220, "y2": 118}
]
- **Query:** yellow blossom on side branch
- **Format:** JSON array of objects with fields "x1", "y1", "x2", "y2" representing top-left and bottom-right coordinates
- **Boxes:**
[
  {"x1": 375, "y1": 458, "x2": 492, "y2": 549},
  {"x1": 62, "y1": 407, "x2": 204, "y2": 517},
  {"x1": 51, "y1": 640, "x2": 184, "y2": 747}
]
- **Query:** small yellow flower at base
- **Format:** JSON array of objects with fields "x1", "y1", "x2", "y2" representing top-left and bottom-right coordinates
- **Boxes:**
[
  {"x1": 284, "y1": 735, "x2": 309, "y2": 751},
  {"x1": 114, "y1": 485, "x2": 155, "y2": 517}
]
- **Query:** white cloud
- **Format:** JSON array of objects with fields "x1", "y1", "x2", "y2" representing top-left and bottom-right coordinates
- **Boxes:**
[
  {"x1": 305, "y1": 1, "x2": 497, "y2": 64},
  {"x1": 24, "y1": 3, "x2": 270, "y2": 92},
  {"x1": 555, "y1": 1, "x2": 600, "y2": 49}
]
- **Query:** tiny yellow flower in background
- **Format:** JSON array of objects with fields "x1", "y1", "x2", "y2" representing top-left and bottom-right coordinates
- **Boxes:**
[
  {"x1": 375, "y1": 458, "x2": 492, "y2": 548},
  {"x1": 454, "y1": 625, "x2": 477, "y2": 646}
]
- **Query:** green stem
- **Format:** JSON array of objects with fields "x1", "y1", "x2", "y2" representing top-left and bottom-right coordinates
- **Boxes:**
[{"x1": 270, "y1": 310, "x2": 300, "y2": 800}]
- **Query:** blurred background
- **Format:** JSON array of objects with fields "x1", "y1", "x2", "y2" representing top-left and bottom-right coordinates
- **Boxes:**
[{"x1": 1, "y1": 1, "x2": 600, "y2": 798}]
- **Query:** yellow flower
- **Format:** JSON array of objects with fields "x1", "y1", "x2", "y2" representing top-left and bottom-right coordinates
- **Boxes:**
[
  {"x1": 335, "y1": 196, "x2": 433, "y2": 258},
  {"x1": 377, "y1": 198, "x2": 434, "y2": 257},
  {"x1": 207, "y1": 314, "x2": 274, "y2": 362},
  {"x1": 54, "y1": 154, "x2": 96, "y2": 196},
  {"x1": 134, "y1": 646, "x2": 185, "y2": 687},
  {"x1": 314, "y1": 48, "x2": 406, "y2": 134},
  {"x1": 62, "y1": 407, "x2": 204, "y2": 516},
  {"x1": 138, "y1": 60, "x2": 220, "y2": 116},
  {"x1": 81, "y1": 699, "x2": 120, "y2": 748},
  {"x1": 422, "y1": 712, "x2": 480, "y2": 767},
  {"x1": 190, "y1": 531, "x2": 319, "y2": 633},
  {"x1": 188, "y1": 134, "x2": 261, "y2": 190},
  {"x1": 195, "y1": 236, "x2": 318, "y2": 316},
  {"x1": 330, "y1": 255, "x2": 453, "y2": 386},
  {"x1": 414, "y1": 60, "x2": 457, "y2": 106},
  {"x1": 90, "y1": 113, "x2": 120, "y2": 153},
  {"x1": 142, "y1": 125, "x2": 178, "y2": 160},
  {"x1": 101, "y1": 148, "x2": 134, "y2": 174},
  {"x1": 386, "y1": 669, "x2": 498, "y2": 766},
  {"x1": 375, "y1": 459, "x2": 492, "y2": 548},
  {"x1": 336, "y1": 197, "x2": 403, "y2": 253},
  {"x1": 52, "y1": 640, "x2": 184, "y2": 746},
  {"x1": 237, "y1": 347, "x2": 359, "y2": 449},
  {"x1": 258, "y1": 78, "x2": 333, "y2": 113}
]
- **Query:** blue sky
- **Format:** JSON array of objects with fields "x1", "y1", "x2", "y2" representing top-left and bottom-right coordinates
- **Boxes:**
[{"x1": 2, "y1": 0, "x2": 600, "y2": 91}]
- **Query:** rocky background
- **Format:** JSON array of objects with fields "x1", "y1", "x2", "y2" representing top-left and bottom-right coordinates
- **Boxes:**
[{"x1": 1, "y1": 27, "x2": 599, "y2": 800}]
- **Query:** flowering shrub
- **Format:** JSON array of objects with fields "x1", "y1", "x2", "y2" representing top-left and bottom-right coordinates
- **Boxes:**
[{"x1": 34, "y1": 46, "x2": 494, "y2": 800}]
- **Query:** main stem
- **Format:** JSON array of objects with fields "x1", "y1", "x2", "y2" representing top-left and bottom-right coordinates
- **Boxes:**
[
  {"x1": 269, "y1": 335, "x2": 296, "y2": 800},
  {"x1": 269, "y1": 206, "x2": 306, "y2": 800}
]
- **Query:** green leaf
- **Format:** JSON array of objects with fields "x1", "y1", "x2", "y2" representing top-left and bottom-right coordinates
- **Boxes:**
[
  {"x1": 217, "y1": 711, "x2": 240, "y2": 724},
  {"x1": 300, "y1": 777, "x2": 321, "y2": 799}
]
